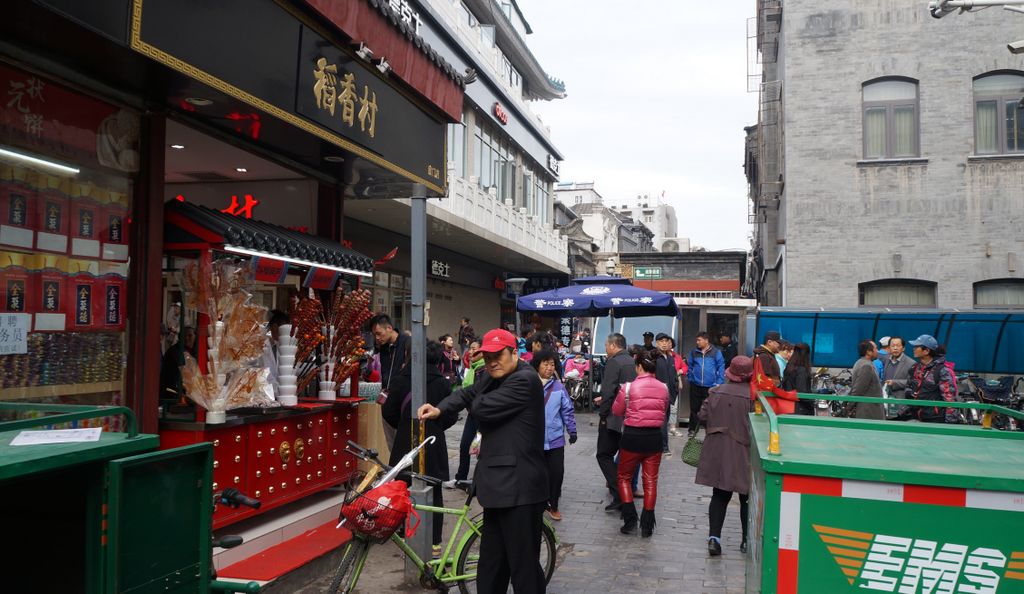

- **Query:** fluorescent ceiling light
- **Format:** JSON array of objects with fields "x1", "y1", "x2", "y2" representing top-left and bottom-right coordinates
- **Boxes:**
[
  {"x1": 0, "y1": 146, "x2": 79, "y2": 175},
  {"x1": 170, "y1": 144, "x2": 185, "y2": 150},
  {"x1": 222, "y1": 244, "x2": 372, "y2": 277},
  {"x1": 235, "y1": 167, "x2": 247, "y2": 173}
]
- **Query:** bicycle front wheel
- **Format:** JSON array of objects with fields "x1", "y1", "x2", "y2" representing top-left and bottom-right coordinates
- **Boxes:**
[
  {"x1": 327, "y1": 536, "x2": 371, "y2": 594},
  {"x1": 455, "y1": 520, "x2": 557, "y2": 594}
]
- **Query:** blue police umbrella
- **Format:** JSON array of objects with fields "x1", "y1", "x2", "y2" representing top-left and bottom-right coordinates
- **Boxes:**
[{"x1": 516, "y1": 282, "x2": 680, "y2": 318}]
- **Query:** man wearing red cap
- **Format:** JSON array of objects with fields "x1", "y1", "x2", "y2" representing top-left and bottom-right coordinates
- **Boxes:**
[{"x1": 419, "y1": 328, "x2": 548, "y2": 593}]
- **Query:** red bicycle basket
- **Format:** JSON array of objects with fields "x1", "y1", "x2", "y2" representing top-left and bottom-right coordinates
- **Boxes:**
[{"x1": 341, "y1": 480, "x2": 415, "y2": 540}]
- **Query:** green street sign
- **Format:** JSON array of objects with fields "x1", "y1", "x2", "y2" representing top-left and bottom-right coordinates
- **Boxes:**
[{"x1": 634, "y1": 266, "x2": 662, "y2": 280}]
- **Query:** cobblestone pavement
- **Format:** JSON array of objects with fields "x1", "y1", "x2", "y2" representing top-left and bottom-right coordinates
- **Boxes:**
[{"x1": 299, "y1": 411, "x2": 748, "y2": 593}]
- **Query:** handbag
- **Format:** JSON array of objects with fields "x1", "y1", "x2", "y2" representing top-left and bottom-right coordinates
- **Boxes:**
[{"x1": 681, "y1": 435, "x2": 703, "y2": 467}]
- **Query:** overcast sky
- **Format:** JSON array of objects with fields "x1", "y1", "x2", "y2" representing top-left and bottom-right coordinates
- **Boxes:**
[{"x1": 516, "y1": 0, "x2": 758, "y2": 251}]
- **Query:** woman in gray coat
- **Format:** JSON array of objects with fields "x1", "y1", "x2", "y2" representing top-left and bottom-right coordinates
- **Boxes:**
[{"x1": 695, "y1": 356, "x2": 754, "y2": 556}]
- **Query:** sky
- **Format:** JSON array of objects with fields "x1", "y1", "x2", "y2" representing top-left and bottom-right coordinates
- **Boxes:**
[{"x1": 515, "y1": 0, "x2": 758, "y2": 251}]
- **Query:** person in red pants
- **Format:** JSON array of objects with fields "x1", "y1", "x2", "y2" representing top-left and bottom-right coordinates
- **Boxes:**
[{"x1": 612, "y1": 348, "x2": 669, "y2": 537}]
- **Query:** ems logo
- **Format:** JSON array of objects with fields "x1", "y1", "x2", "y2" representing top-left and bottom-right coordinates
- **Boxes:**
[
  {"x1": 813, "y1": 524, "x2": 1024, "y2": 593},
  {"x1": 580, "y1": 286, "x2": 610, "y2": 295}
]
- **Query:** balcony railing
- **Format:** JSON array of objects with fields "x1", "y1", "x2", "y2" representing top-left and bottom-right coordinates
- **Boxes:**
[{"x1": 433, "y1": 173, "x2": 568, "y2": 269}]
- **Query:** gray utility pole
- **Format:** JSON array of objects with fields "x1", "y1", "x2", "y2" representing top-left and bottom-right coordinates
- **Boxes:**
[{"x1": 406, "y1": 183, "x2": 432, "y2": 581}]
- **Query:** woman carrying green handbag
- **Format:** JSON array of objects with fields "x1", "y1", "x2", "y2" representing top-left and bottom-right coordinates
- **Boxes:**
[{"x1": 694, "y1": 355, "x2": 754, "y2": 557}]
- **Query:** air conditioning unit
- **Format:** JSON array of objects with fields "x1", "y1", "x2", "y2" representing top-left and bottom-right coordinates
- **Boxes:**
[
  {"x1": 469, "y1": 175, "x2": 479, "y2": 184},
  {"x1": 504, "y1": 199, "x2": 514, "y2": 206},
  {"x1": 518, "y1": 207, "x2": 527, "y2": 214}
]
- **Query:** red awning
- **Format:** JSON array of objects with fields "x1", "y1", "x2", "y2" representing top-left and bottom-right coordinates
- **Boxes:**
[{"x1": 305, "y1": 0, "x2": 464, "y2": 122}]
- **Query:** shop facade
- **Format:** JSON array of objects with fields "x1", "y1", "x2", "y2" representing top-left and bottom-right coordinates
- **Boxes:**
[
  {"x1": 342, "y1": 0, "x2": 571, "y2": 335},
  {"x1": 1, "y1": 0, "x2": 461, "y2": 531}
]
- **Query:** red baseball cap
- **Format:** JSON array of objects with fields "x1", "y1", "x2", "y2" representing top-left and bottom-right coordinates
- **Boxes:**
[{"x1": 478, "y1": 328, "x2": 517, "y2": 353}]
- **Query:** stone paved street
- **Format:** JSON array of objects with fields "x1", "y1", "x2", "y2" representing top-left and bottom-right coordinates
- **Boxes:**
[{"x1": 298, "y1": 411, "x2": 748, "y2": 593}]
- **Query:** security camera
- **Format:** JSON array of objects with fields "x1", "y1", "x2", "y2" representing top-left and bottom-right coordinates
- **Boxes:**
[{"x1": 1009, "y1": 40, "x2": 1024, "y2": 54}]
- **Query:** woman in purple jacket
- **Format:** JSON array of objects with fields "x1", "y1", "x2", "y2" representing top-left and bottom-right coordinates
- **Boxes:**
[
  {"x1": 531, "y1": 349, "x2": 578, "y2": 522},
  {"x1": 612, "y1": 349, "x2": 669, "y2": 537}
]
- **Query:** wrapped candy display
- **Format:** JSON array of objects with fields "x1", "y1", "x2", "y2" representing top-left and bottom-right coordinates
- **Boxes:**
[
  {"x1": 179, "y1": 259, "x2": 275, "y2": 422},
  {"x1": 0, "y1": 332, "x2": 123, "y2": 389},
  {"x1": 289, "y1": 288, "x2": 372, "y2": 400}
]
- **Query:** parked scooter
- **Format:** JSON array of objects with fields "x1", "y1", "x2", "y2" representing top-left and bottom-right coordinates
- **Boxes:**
[{"x1": 811, "y1": 368, "x2": 852, "y2": 417}]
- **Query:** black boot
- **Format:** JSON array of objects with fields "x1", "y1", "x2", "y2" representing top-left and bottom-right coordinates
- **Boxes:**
[
  {"x1": 620, "y1": 502, "x2": 638, "y2": 535},
  {"x1": 640, "y1": 509, "x2": 656, "y2": 538},
  {"x1": 740, "y1": 532, "x2": 749, "y2": 553},
  {"x1": 708, "y1": 536, "x2": 722, "y2": 556}
]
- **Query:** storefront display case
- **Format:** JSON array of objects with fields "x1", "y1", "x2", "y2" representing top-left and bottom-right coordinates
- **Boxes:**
[
  {"x1": 0, "y1": 62, "x2": 136, "y2": 431},
  {"x1": 161, "y1": 199, "x2": 376, "y2": 527}
]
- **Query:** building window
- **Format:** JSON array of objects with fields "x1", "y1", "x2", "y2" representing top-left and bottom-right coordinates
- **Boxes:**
[
  {"x1": 474, "y1": 117, "x2": 513, "y2": 202},
  {"x1": 500, "y1": 54, "x2": 522, "y2": 92},
  {"x1": 460, "y1": 3, "x2": 477, "y2": 28},
  {"x1": 574, "y1": 196, "x2": 582, "y2": 204},
  {"x1": 862, "y1": 78, "x2": 919, "y2": 159},
  {"x1": 446, "y1": 114, "x2": 466, "y2": 179},
  {"x1": 973, "y1": 72, "x2": 1024, "y2": 155},
  {"x1": 974, "y1": 279, "x2": 1024, "y2": 308},
  {"x1": 859, "y1": 279, "x2": 936, "y2": 307}
]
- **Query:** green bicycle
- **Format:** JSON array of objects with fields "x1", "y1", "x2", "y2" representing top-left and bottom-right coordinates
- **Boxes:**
[{"x1": 329, "y1": 439, "x2": 558, "y2": 593}]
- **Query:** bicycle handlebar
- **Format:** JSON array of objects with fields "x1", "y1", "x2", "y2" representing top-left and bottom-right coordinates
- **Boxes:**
[{"x1": 219, "y1": 488, "x2": 261, "y2": 510}]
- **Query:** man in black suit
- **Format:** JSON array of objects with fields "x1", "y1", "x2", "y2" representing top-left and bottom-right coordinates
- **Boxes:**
[
  {"x1": 593, "y1": 333, "x2": 637, "y2": 511},
  {"x1": 419, "y1": 328, "x2": 548, "y2": 593}
]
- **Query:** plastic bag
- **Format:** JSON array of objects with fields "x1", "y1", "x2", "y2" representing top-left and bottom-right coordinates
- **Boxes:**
[{"x1": 341, "y1": 480, "x2": 418, "y2": 540}]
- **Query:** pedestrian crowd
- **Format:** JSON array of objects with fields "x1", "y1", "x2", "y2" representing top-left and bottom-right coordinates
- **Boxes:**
[{"x1": 358, "y1": 312, "x2": 960, "y2": 592}]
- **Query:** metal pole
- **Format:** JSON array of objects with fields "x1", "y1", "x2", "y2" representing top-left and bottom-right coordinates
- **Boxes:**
[
  {"x1": 513, "y1": 291, "x2": 521, "y2": 337},
  {"x1": 406, "y1": 183, "x2": 432, "y2": 581}
]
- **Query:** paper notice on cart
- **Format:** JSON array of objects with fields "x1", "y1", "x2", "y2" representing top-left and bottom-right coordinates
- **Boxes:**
[{"x1": 9, "y1": 428, "x2": 103, "y2": 446}]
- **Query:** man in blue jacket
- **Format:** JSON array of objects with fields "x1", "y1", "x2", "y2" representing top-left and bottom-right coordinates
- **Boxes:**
[{"x1": 686, "y1": 332, "x2": 725, "y2": 438}]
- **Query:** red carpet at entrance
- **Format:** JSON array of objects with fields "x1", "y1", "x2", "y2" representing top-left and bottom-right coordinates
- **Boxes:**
[{"x1": 218, "y1": 521, "x2": 353, "y2": 581}]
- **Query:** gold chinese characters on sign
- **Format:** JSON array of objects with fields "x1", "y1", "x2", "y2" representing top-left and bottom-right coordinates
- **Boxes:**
[{"x1": 313, "y1": 57, "x2": 378, "y2": 138}]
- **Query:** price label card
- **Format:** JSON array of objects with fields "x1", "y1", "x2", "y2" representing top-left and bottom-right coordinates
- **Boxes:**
[{"x1": 0, "y1": 312, "x2": 29, "y2": 354}]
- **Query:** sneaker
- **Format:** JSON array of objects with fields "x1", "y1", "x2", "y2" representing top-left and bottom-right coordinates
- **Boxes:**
[
  {"x1": 708, "y1": 537, "x2": 722, "y2": 556},
  {"x1": 548, "y1": 509, "x2": 562, "y2": 521},
  {"x1": 442, "y1": 480, "x2": 457, "y2": 489},
  {"x1": 669, "y1": 428, "x2": 684, "y2": 437}
]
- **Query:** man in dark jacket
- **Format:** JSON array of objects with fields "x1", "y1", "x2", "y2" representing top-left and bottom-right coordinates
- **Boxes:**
[
  {"x1": 882, "y1": 336, "x2": 915, "y2": 419},
  {"x1": 418, "y1": 328, "x2": 548, "y2": 593},
  {"x1": 654, "y1": 332, "x2": 681, "y2": 452},
  {"x1": 372, "y1": 314, "x2": 409, "y2": 395},
  {"x1": 594, "y1": 333, "x2": 637, "y2": 511},
  {"x1": 718, "y1": 333, "x2": 738, "y2": 368},
  {"x1": 903, "y1": 334, "x2": 957, "y2": 423},
  {"x1": 753, "y1": 331, "x2": 783, "y2": 386}
]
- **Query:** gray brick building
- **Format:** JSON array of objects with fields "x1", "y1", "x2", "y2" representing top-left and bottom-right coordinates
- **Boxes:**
[{"x1": 748, "y1": 0, "x2": 1024, "y2": 309}]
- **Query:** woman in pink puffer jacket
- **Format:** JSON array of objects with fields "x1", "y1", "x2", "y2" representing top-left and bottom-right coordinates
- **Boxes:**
[{"x1": 612, "y1": 350, "x2": 669, "y2": 537}]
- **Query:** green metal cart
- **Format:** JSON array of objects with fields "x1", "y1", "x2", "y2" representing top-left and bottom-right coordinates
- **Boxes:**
[
  {"x1": 748, "y1": 394, "x2": 1024, "y2": 594},
  {"x1": 0, "y1": 403, "x2": 256, "y2": 593}
]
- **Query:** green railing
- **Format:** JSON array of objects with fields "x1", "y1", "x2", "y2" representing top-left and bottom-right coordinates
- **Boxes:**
[
  {"x1": 0, "y1": 402, "x2": 139, "y2": 438},
  {"x1": 754, "y1": 391, "x2": 1024, "y2": 456}
]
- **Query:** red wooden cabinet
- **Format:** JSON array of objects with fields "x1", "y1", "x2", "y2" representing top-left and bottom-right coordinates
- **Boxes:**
[{"x1": 160, "y1": 400, "x2": 360, "y2": 529}]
